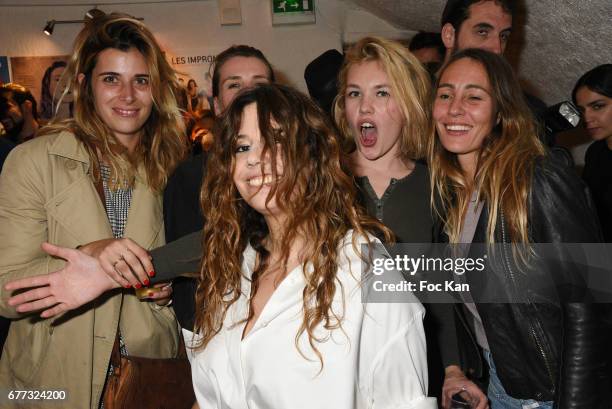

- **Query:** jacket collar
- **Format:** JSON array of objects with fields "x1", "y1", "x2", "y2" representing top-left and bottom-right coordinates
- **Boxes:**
[
  {"x1": 47, "y1": 130, "x2": 149, "y2": 183},
  {"x1": 47, "y1": 130, "x2": 91, "y2": 165},
  {"x1": 46, "y1": 130, "x2": 162, "y2": 248}
]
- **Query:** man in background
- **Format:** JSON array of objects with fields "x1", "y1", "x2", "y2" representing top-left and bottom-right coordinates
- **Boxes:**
[
  {"x1": 440, "y1": 0, "x2": 513, "y2": 59},
  {"x1": 409, "y1": 32, "x2": 445, "y2": 76},
  {"x1": 440, "y1": 0, "x2": 553, "y2": 145},
  {"x1": 0, "y1": 83, "x2": 39, "y2": 145}
]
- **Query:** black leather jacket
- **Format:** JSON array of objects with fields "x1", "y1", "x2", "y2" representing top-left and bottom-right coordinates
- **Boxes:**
[{"x1": 431, "y1": 156, "x2": 606, "y2": 408}]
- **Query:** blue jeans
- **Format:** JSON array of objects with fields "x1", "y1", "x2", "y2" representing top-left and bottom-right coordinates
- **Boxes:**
[{"x1": 484, "y1": 350, "x2": 553, "y2": 409}]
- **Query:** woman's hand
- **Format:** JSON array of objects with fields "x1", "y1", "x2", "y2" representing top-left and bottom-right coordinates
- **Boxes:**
[
  {"x1": 79, "y1": 238, "x2": 155, "y2": 288},
  {"x1": 4, "y1": 242, "x2": 119, "y2": 318},
  {"x1": 442, "y1": 365, "x2": 489, "y2": 409},
  {"x1": 141, "y1": 282, "x2": 174, "y2": 306}
]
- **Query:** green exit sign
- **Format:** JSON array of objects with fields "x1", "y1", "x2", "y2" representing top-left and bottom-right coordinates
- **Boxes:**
[
  {"x1": 272, "y1": 0, "x2": 314, "y2": 13},
  {"x1": 271, "y1": 0, "x2": 315, "y2": 24}
]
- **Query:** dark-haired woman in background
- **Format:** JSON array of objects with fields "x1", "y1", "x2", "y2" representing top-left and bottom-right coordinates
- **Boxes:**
[
  {"x1": 430, "y1": 49, "x2": 603, "y2": 409},
  {"x1": 40, "y1": 60, "x2": 73, "y2": 122},
  {"x1": 163, "y1": 45, "x2": 276, "y2": 329},
  {"x1": 572, "y1": 64, "x2": 612, "y2": 404},
  {"x1": 573, "y1": 64, "x2": 612, "y2": 242}
]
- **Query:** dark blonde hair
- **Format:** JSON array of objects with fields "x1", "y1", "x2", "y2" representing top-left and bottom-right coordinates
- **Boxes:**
[
  {"x1": 42, "y1": 13, "x2": 187, "y2": 191},
  {"x1": 334, "y1": 36, "x2": 432, "y2": 161},
  {"x1": 429, "y1": 48, "x2": 545, "y2": 244},
  {"x1": 194, "y1": 84, "x2": 389, "y2": 364}
]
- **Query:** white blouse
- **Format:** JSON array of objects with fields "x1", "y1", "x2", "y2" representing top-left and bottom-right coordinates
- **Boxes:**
[{"x1": 184, "y1": 232, "x2": 436, "y2": 409}]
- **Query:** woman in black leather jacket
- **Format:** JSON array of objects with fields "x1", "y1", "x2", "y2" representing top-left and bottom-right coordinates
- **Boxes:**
[{"x1": 428, "y1": 49, "x2": 604, "y2": 409}]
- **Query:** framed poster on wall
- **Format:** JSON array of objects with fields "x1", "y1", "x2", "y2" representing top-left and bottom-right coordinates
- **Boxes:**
[
  {"x1": 10, "y1": 55, "x2": 72, "y2": 121},
  {"x1": 165, "y1": 48, "x2": 225, "y2": 113},
  {"x1": 271, "y1": 0, "x2": 315, "y2": 25}
]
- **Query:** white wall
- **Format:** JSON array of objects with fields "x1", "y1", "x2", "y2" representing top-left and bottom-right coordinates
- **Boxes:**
[{"x1": 0, "y1": 0, "x2": 411, "y2": 92}]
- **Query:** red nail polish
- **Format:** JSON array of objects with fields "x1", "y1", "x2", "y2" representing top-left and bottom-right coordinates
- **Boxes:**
[
  {"x1": 148, "y1": 271, "x2": 155, "y2": 277},
  {"x1": 144, "y1": 279, "x2": 150, "y2": 286},
  {"x1": 135, "y1": 283, "x2": 142, "y2": 289},
  {"x1": 124, "y1": 284, "x2": 131, "y2": 289},
  {"x1": 148, "y1": 291, "x2": 154, "y2": 297}
]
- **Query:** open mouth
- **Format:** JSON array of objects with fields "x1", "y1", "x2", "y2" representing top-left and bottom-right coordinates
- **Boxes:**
[
  {"x1": 361, "y1": 122, "x2": 375, "y2": 131},
  {"x1": 359, "y1": 121, "x2": 377, "y2": 147}
]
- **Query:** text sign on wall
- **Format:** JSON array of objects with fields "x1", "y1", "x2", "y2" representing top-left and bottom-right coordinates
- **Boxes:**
[{"x1": 170, "y1": 55, "x2": 216, "y2": 65}]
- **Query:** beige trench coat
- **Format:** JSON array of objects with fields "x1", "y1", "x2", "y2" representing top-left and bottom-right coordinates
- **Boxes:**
[{"x1": 0, "y1": 131, "x2": 180, "y2": 409}]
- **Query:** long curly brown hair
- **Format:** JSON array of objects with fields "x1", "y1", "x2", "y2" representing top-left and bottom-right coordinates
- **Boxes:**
[{"x1": 193, "y1": 84, "x2": 390, "y2": 364}]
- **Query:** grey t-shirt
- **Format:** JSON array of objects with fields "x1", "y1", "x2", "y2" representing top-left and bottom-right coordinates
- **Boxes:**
[{"x1": 355, "y1": 161, "x2": 433, "y2": 243}]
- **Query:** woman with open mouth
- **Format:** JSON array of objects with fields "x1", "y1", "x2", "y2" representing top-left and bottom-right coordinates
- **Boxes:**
[
  {"x1": 334, "y1": 36, "x2": 443, "y2": 400},
  {"x1": 334, "y1": 36, "x2": 433, "y2": 245}
]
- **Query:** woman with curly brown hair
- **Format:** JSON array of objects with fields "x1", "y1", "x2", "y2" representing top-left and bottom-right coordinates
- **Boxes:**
[
  {"x1": 6, "y1": 83, "x2": 436, "y2": 409},
  {"x1": 184, "y1": 83, "x2": 434, "y2": 408}
]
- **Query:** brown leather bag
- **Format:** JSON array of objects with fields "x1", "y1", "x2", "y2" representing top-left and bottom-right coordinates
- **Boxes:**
[{"x1": 102, "y1": 331, "x2": 195, "y2": 409}]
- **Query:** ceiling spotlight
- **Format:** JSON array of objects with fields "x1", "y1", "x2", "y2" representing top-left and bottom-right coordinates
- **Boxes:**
[
  {"x1": 85, "y1": 8, "x2": 105, "y2": 20},
  {"x1": 43, "y1": 20, "x2": 55, "y2": 36},
  {"x1": 42, "y1": 13, "x2": 142, "y2": 36}
]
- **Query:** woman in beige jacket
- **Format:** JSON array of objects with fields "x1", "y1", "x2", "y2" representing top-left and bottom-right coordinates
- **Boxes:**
[{"x1": 0, "y1": 14, "x2": 187, "y2": 408}]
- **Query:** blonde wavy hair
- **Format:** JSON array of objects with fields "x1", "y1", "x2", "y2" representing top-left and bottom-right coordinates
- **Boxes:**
[
  {"x1": 41, "y1": 13, "x2": 187, "y2": 191},
  {"x1": 428, "y1": 49, "x2": 546, "y2": 244},
  {"x1": 193, "y1": 84, "x2": 390, "y2": 365},
  {"x1": 334, "y1": 36, "x2": 432, "y2": 161}
]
